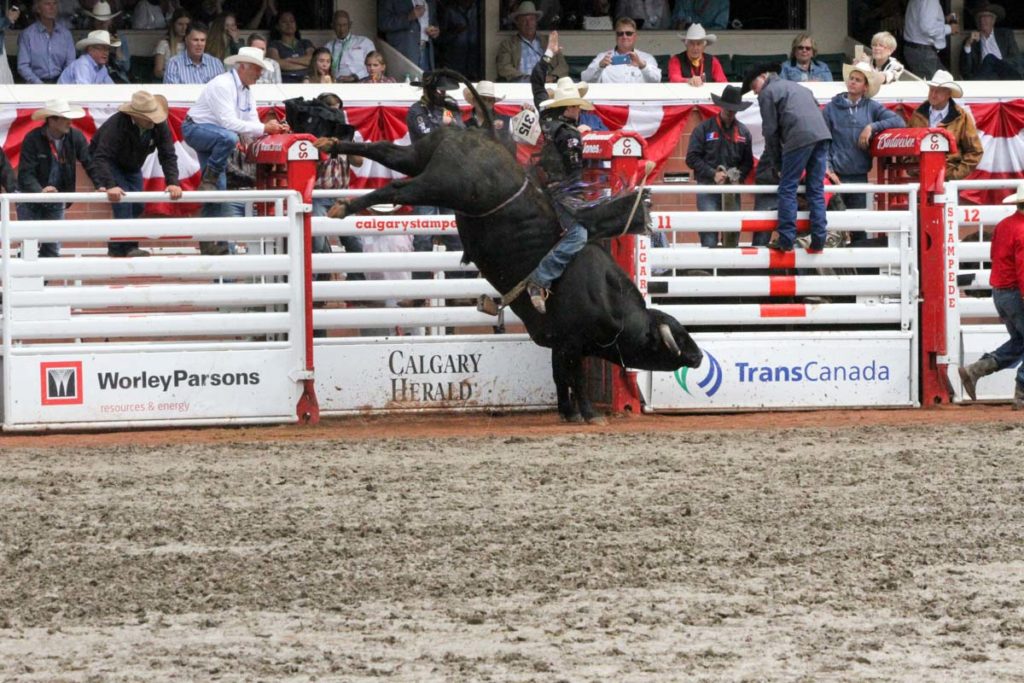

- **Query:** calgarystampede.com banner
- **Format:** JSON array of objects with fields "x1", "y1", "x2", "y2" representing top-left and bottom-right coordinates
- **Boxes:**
[{"x1": 353, "y1": 218, "x2": 458, "y2": 233}]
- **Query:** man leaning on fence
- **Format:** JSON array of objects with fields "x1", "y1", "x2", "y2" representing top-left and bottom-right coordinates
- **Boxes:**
[
  {"x1": 89, "y1": 91, "x2": 182, "y2": 258},
  {"x1": 183, "y1": 46, "x2": 289, "y2": 255},
  {"x1": 17, "y1": 100, "x2": 100, "y2": 259}
]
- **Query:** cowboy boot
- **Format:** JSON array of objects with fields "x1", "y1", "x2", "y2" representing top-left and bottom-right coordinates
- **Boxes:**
[
  {"x1": 527, "y1": 282, "x2": 548, "y2": 315},
  {"x1": 198, "y1": 166, "x2": 221, "y2": 192},
  {"x1": 958, "y1": 356, "x2": 999, "y2": 401},
  {"x1": 1013, "y1": 384, "x2": 1024, "y2": 411}
]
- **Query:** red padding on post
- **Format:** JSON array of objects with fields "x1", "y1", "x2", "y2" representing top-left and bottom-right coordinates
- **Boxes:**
[
  {"x1": 769, "y1": 276, "x2": 797, "y2": 297},
  {"x1": 760, "y1": 304, "x2": 807, "y2": 318}
]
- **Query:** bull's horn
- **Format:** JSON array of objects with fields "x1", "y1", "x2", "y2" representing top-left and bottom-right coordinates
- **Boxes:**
[{"x1": 658, "y1": 323, "x2": 681, "y2": 356}]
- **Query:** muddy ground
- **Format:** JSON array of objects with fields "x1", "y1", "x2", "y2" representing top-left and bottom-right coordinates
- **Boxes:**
[{"x1": 2, "y1": 415, "x2": 1024, "y2": 681}]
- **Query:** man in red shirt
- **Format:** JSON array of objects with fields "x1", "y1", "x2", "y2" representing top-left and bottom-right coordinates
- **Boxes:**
[{"x1": 959, "y1": 183, "x2": 1024, "y2": 409}]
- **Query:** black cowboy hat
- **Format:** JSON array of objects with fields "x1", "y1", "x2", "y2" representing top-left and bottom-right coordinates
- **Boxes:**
[
  {"x1": 711, "y1": 85, "x2": 752, "y2": 112},
  {"x1": 741, "y1": 62, "x2": 782, "y2": 95},
  {"x1": 409, "y1": 70, "x2": 461, "y2": 92}
]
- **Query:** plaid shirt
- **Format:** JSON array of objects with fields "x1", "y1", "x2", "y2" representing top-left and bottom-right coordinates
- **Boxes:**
[{"x1": 163, "y1": 51, "x2": 224, "y2": 84}]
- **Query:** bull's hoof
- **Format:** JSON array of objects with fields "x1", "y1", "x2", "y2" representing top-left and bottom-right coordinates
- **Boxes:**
[
  {"x1": 584, "y1": 414, "x2": 607, "y2": 426},
  {"x1": 561, "y1": 413, "x2": 584, "y2": 424},
  {"x1": 327, "y1": 200, "x2": 351, "y2": 220}
]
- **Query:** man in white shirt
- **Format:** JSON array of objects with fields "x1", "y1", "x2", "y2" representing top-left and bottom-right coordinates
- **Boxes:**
[
  {"x1": 322, "y1": 10, "x2": 376, "y2": 83},
  {"x1": 902, "y1": 0, "x2": 958, "y2": 78},
  {"x1": 580, "y1": 17, "x2": 661, "y2": 83}
]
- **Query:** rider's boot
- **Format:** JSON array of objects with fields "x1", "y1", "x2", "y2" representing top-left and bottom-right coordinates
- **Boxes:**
[{"x1": 527, "y1": 282, "x2": 548, "y2": 314}]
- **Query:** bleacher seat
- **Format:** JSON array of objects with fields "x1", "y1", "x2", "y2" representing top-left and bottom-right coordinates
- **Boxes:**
[
  {"x1": 566, "y1": 54, "x2": 592, "y2": 81},
  {"x1": 728, "y1": 53, "x2": 788, "y2": 82},
  {"x1": 129, "y1": 55, "x2": 156, "y2": 84},
  {"x1": 816, "y1": 52, "x2": 847, "y2": 81}
]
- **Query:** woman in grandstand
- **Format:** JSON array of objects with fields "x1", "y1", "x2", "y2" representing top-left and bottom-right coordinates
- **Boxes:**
[
  {"x1": 267, "y1": 11, "x2": 313, "y2": 83},
  {"x1": 865, "y1": 31, "x2": 906, "y2": 83},
  {"x1": 780, "y1": 33, "x2": 833, "y2": 82},
  {"x1": 153, "y1": 8, "x2": 190, "y2": 80},
  {"x1": 359, "y1": 51, "x2": 396, "y2": 83},
  {"x1": 206, "y1": 13, "x2": 243, "y2": 62},
  {"x1": 304, "y1": 47, "x2": 335, "y2": 84}
]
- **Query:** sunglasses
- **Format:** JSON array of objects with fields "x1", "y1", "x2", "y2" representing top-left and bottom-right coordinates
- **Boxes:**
[
  {"x1": 616, "y1": 30, "x2": 635, "y2": 36},
  {"x1": 795, "y1": 45, "x2": 814, "y2": 51}
]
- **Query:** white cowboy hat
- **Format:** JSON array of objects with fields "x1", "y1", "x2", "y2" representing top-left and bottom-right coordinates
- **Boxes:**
[
  {"x1": 540, "y1": 76, "x2": 594, "y2": 111},
  {"x1": 1001, "y1": 182, "x2": 1024, "y2": 205},
  {"x1": 31, "y1": 99, "x2": 86, "y2": 121},
  {"x1": 679, "y1": 23, "x2": 716, "y2": 44},
  {"x1": 76, "y1": 29, "x2": 121, "y2": 50},
  {"x1": 225, "y1": 46, "x2": 270, "y2": 70},
  {"x1": 84, "y1": 1, "x2": 120, "y2": 20},
  {"x1": 509, "y1": 0, "x2": 542, "y2": 20},
  {"x1": 118, "y1": 90, "x2": 168, "y2": 125},
  {"x1": 926, "y1": 69, "x2": 964, "y2": 98},
  {"x1": 842, "y1": 62, "x2": 884, "y2": 99},
  {"x1": 463, "y1": 81, "x2": 505, "y2": 104}
]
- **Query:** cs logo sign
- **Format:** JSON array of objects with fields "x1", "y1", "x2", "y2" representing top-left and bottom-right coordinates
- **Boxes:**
[{"x1": 674, "y1": 352, "x2": 722, "y2": 398}]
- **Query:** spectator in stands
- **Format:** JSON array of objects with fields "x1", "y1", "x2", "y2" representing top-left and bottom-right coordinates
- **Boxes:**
[
  {"x1": 780, "y1": 33, "x2": 833, "y2": 82},
  {"x1": 304, "y1": 47, "x2": 334, "y2": 83},
  {"x1": 961, "y1": 3, "x2": 1022, "y2": 80},
  {"x1": 906, "y1": 70, "x2": 983, "y2": 181},
  {"x1": 685, "y1": 85, "x2": 753, "y2": 248},
  {"x1": 84, "y1": 2, "x2": 130, "y2": 82},
  {"x1": 243, "y1": 0, "x2": 277, "y2": 32},
  {"x1": 0, "y1": 5, "x2": 20, "y2": 85},
  {"x1": 58, "y1": 29, "x2": 119, "y2": 84},
  {"x1": 581, "y1": 0, "x2": 612, "y2": 31},
  {"x1": 378, "y1": 0, "x2": 439, "y2": 72},
  {"x1": 206, "y1": 13, "x2": 243, "y2": 61},
  {"x1": 581, "y1": 17, "x2": 661, "y2": 83},
  {"x1": 743, "y1": 62, "x2": 832, "y2": 253},
  {"x1": 163, "y1": 22, "x2": 224, "y2": 83},
  {"x1": 496, "y1": 1, "x2": 567, "y2": 83},
  {"x1": 958, "y1": 183, "x2": 1024, "y2": 410},
  {"x1": 360, "y1": 51, "x2": 396, "y2": 83},
  {"x1": 865, "y1": 31, "x2": 905, "y2": 84},
  {"x1": 267, "y1": 11, "x2": 313, "y2": 83},
  {"x1": 903, "y1": 0, "x2": 958, "y2": 77},
  {"x1": 667, "y1": 23, "x2": 726, "y2": 85},
  {"x1": 17, "y1": 100, "x2": 98, "y2": 258},
  {"x1": 248, "y1": 33, "x2": 281, "y2": 83},
  {"x1": 153, "y1": 8, "x2": 190, "y2": 80},
  {"x1": 615, "y1": 0, "x2": 670, "y2": 30},
  {"x1": 132, "y1": 0, "x2": 176, "y2": 30},
  {"x1": 322, "y1": 10, "x2": 376, "y2": 83},
  {"x1": 89, "y1": 91, "x2": 182, "y2": 258},
  {"x1": 18, "y1": 0, "x2": 76, "y2": 84},
  {"x1": 672, "y1": 0, "x2": 728, "y2": 30},
  {"x1": 438, "y1": 0, "x2": 481, "y2": 80},
  {"x1": 191, "y1": 0, "x2": 221, "y2": 25},
  {"x1": 823, "y1": 63, "x2": 904, "y2": 242},
  {"x1": 464, "y1": 80, "x2": 516, "y2": 155}
]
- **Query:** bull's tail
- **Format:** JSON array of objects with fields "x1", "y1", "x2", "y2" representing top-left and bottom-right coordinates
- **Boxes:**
[{"x1": 432, "y1": 68, "x2": 496, "y2": 142}]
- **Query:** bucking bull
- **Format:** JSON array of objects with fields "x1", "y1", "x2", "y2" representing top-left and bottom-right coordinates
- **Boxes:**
[{"x1": 325, "y1": 72, "x2": 702, "y2": 423}]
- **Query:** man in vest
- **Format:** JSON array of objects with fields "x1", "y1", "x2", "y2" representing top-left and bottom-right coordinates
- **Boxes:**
[{"x1": 667, "y1": 23, "x2": 727, "y2": 85}]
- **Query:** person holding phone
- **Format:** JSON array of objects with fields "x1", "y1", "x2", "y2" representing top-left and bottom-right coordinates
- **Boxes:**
[{"x1": 580, "y1": 16, "x2": 660, "y2": 83}]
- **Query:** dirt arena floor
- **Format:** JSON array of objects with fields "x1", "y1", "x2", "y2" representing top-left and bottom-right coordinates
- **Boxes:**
[{"x1": 2, "y1": 407, "x2": 1024, "y2": 681}]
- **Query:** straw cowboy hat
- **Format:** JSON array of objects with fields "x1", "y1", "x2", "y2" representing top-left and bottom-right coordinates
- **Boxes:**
[
  {"x1": 31, "y1": 99, "x2": 86, "y2": 121},
  {"x1": 509, "y1": 1, "x2": 542, "y2": 20},
  {"x1": 76, "y1": 29, "x2": 121, "y2": 50},
  {"x1": 463, "y1": 80, "x2": 505, "y2": 104},
  {"x1": 926, "y1": 69, "x2": 964, "y2": 98},
  {"x1": 679, "y1": 23, "x2": 716, "y2": 44},
  {"x1": 973, "y1": 3, "x2": 1006, "y2": 21},
  {"x1": 118, "y1": 91, "x2": 168, "y2": 125},
  {"x1": 540, "y1": 76, "x2": 594, "y2": 110},
  {"x1": 843, "y1": 62, "x2": 884, "y2": 98},
  {"x1": 1001, "y1": 182, "x2": 1024, "y2": 205},
  {"x1": 225, "y1": 46, "x2": 270, "y2": 70},
  {"x1": 711, "y1": 85, "x2": 752, "y2": 111},
  {"x1": 84, "y1": 1, "x2": 120, "y2": 20}
]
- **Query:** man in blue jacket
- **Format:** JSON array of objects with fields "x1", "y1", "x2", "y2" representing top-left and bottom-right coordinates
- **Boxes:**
[{"x1": 822, "y1": 62, "x2": 904, "y2": 242}]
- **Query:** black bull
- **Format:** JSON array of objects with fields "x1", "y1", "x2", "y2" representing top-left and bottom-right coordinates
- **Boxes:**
[{"x1": 328, "y1": 124, "x2": 703, "y2": 422}]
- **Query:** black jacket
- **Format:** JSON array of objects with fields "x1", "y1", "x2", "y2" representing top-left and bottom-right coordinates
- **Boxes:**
[
  {"x1": 531, "y1": 56, "x2": 584, "y2": 188},
  {"x1": 406, "y1": 97, "x2": 465, "y2": 142},
  {"x1": 685, "y1": 115, "x2": 754, "y2": 185},
  {"x1": 961, "y1": 28, "x2": 1022, "y2": 80},
  {"x1": 0, "y1": 147, "x2": 15, "y2": 193},
  {"x1": 17, "y1": 125, "x2": 96, "y2": 195},
  {"x1": 88, "y1": 112, "x2": 179, "y2": 188}
]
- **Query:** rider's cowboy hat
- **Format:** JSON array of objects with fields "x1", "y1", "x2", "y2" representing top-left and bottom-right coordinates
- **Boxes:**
[
  {"x1": 118, "y1": 91, "x2": 168, "y2": 125},
  {"x1": 31, "y1": 99, "x2": 86, "y2": 121},
  {"x1": 75, "y1": 29, "x2": 121, "y2": 50},
  {"x1": 509, "y1": 1, "x2": 542, "y2": 20},
  {"x1": 973, "y1": 3, "x2": 1005, "y2": 21},
  {"x1": 84, "y1": 1, "x2": 120, "y2": 21},
  {"x1": 1001, "y1": 182, "x2": 1024, "y2": 205},
  {"x1": 540, "y1": 76, "x2": 594, "y2": 110},
  {"x1": 711, "y1": 85, "x2": 752, "y2": 112},
  {"x1": 842, "y1": 62, "x2": 884, "y2": 98},
  {"x1": 740, "y1": 62, "x2": 782, "y2": 94},
  {"x1": 225, "y1": 46, "x2": 270, "y2": 70},
  {"x1": 678, "y1": 23, "x2": 716, "y2": 44},
  {"x1": 463, "y1": 80, "x2": 505, "y2": 104},
  {"x1": 926, "y1": 69, "x2": 964, "y2": 98}
]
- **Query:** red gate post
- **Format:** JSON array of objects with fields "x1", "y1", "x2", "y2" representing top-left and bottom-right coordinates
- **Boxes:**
[
  {"x1": 871, "y1": 128, "x2": 958, "y2": 406},
  {"x1": 582, "y1": 130, "x2": 649, "y2": 414},
  {"x1": 249, "y1": 133, "x2": 321, "y2": 423}
]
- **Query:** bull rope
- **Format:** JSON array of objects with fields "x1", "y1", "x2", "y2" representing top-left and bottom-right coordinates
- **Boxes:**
[
  {"x1": 456, "y1": 177, "x2": 530, "y2": 219},
  {"x1": 620, "y1": 161, "x2": 657, "y2": 237}
]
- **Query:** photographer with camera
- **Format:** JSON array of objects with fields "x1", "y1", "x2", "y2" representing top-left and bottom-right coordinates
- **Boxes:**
[{"x1": 580, "y1": 16, "x2": 660, "y2": 83}]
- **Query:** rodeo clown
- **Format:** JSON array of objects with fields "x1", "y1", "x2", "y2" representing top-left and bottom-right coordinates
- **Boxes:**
[{"x1": 525, "y1": 30, "x2": 593, "y2": 315}]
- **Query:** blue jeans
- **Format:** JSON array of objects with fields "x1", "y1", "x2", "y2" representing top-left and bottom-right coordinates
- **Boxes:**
[
  {"x1": 17, "y1": 202, "x2": 63, "y2": 257},
  {"x1": 530, "y1": 223, "x2": 588, "y2": 289},
  {"x1": 983, "y1": 287, "x2": 1024, "y2": 391},
  {"x1": 777, "y1": 140, "x2": 828, "y2": 248},
  {"x1": 182, "y1": 119, "x2": 237, "y2": 177},
  {"x1": 695, "y1": 192, "x2": 743, "y2": 248},
  {"x1": 107, "y1": 166, "x2": 144, "y2": 256},
  {"x1": 837, "y1": 172, "x2": 868, "y2": 244}
]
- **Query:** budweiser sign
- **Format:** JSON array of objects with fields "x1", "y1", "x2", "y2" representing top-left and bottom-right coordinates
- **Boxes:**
[{"x1": 874, "y1": 135, "x2": 918, "y2": 151}]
